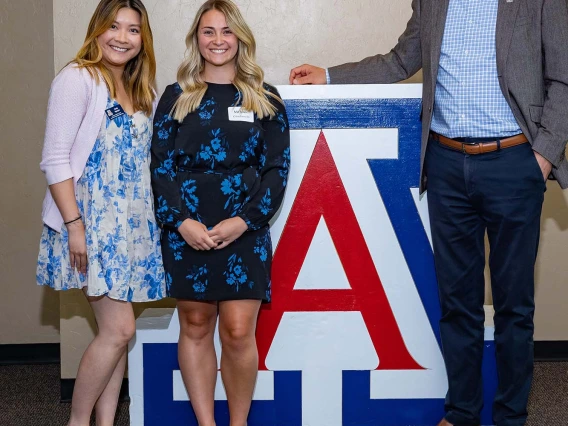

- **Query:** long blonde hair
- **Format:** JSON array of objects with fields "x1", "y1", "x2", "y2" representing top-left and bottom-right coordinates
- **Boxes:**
[
  {"x1": 71, "y1": 0, "x2": 156, "y2": 115},
  {"x1": 172, "y1": 0, "x2": 281, "y2": 122}
]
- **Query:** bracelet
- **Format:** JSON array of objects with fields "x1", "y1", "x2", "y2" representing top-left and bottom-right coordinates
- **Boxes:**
[{"x1": 64, "y1": 215, "x2": 82, "y2": 226}]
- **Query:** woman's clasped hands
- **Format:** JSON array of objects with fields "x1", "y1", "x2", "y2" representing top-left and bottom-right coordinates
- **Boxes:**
[{"x1": 178, "y1": 217, "x2": 248, "y2": 251}]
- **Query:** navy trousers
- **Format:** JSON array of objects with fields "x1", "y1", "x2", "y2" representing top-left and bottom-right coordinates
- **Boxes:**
[{"x1": 425, "y1": 137, "x2": 545, "y2": 426}]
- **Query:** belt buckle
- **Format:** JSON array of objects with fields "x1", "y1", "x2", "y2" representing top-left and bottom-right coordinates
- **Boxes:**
[{"x1": 461, "y1": 141, "x2": 478, "y2": 154}]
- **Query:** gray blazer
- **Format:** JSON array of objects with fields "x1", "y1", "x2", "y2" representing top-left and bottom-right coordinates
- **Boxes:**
[{"x1": 328, "y1": 0, "x2": 568, "y2": 192}]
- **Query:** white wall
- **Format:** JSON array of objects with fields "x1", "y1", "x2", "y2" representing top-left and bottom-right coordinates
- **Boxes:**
[
  {"x1": 0, "y1": 0, "x2": 60, "y2": 344},
  {"x1": 54, "y1": 0, "x2": 419, "y2": 90}
]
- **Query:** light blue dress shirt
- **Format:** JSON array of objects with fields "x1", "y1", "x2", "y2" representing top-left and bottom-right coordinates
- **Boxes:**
[
  {"x1": 327, "y1": 0, "x2": 522, "y2": 138},
  {"x1": 430, "y1": 0, "x2": 521, "y2": 138}
]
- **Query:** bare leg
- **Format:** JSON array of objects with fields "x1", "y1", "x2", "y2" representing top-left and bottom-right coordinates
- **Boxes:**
[
  {"x1": 177, "y1": 300, "x2": 218, "y2": 426},
  {"x1": 218, "y1": 300, "x2": 262, "y2": 426},
  {"x1": 94, "y1": 349, "x2": 127, "y2": 426},
  {"x1": 67, "y1": 295, "x2": 135, "y2": 426}
]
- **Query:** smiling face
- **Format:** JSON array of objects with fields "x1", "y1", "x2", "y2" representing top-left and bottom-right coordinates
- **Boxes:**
[
  {"x1": 197, "y1": 9, "x2": 238, "y2": 79},
  {"x1": 97, "y1": 7, "x2": 142, "y2": 71}
]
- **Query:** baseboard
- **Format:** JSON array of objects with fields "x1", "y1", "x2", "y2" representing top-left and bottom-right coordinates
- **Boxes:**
[
  {"x1": 0, "y1": 341, "x2": 564, "y2": 369},
  {"x1": 61, "y1": 378, "x2": 129, "y2": 403},
  {"x1": 0, "y1": 343, "x2": 60, "y2": 365},
  {"x1": 534, "y1": 341, "x2": 568, "y2": 361}
]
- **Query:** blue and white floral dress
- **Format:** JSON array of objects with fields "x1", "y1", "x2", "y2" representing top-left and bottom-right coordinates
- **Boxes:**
[
  {"x1": 37, "y1": 98, "x2": 166, "y2": 302},
  {"x1": 150, "y1": 83, "x2": 290, "y2": 302}
]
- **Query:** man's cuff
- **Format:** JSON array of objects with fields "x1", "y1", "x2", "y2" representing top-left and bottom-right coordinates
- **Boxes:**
[
  {"x1": 531, "y1": 133, "x2": 566, "y2": 169},
  {"x1": 325, "y1": 68, "x2": 331, "y2": 85}
]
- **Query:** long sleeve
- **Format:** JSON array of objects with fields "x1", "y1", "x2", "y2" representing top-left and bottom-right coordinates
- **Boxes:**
[
  {"x1": 150, "y1": 84, "x2": 192, "y2": 229},
  {"x1": 530, "y1": 0, "x2": 568, "y2": 168},
  {"x1": 328, "y1": 0, "x2": 422, "y2": 84},
  {"x1": 40, "y1": 66, "x2": 89, "y2": 184},
  {"x1": 237, "y1": 88, "x2": 290, "y2": 230}
]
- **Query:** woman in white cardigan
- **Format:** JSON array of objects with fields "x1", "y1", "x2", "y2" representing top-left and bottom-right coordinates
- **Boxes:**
[{"x1": 36, "y1": 1, "x2": 165, "y2": 424}]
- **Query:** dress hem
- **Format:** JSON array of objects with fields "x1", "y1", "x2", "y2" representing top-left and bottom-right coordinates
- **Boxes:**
[
  {"x1": 38, "y1": 283, "x2": 166, "y2": 303},
  {"x1": 169, "y1": 293, "x2": 268, "y2": 303}
]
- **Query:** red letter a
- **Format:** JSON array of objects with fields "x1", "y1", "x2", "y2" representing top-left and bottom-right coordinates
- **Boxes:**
[{"x1": 257, "y1": 132, "x2": 423, "y2": 371}]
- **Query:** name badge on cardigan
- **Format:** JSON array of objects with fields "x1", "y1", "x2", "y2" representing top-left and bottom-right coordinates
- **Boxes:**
[
  {"x1": 105, "y1": 105, "x2": 126, "y2": 120},
  {"x1": 228, "y1": 107, "x2": 254, "y2": 123}
]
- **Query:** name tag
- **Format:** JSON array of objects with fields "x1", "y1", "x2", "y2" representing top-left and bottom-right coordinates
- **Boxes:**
[
  {"x1": 105, "y1": 105, "x2": 126, "y2": 120},
  {"x1": 228, "y1": 107, "x2": 254, "y2": 123}
]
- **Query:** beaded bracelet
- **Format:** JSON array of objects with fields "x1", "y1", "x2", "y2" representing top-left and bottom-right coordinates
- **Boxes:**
[{"x1": 64, "y1": 215, "x2": 82, "y2": 226}]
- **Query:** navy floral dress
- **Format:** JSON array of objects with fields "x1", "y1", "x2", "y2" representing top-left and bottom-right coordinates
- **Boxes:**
[{"x1": 151, "y1": 83, "x2": 290, "y2": 302}]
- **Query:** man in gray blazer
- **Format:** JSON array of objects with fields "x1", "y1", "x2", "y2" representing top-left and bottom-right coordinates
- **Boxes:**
[{"x1": 290, "y1": 1, "x2": 568, "y2": 425}]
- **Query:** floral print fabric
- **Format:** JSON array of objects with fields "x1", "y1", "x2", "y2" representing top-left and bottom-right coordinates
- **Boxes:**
[
  {"x1": 151, "y1": 83, "x2": 289, "y2": 302},
  {"x1": 37, "y1": 99, "x2": 166, "y2": 302}
]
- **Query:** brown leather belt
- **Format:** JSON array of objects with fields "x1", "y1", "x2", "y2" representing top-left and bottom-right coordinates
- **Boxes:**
[{"x1": 430, "y1": 131, "x2": 528, "y2": 155}]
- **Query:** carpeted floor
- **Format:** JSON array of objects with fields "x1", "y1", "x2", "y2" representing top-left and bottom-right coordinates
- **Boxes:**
[
  {"x1": 0, "y1": 364, "x2": 128, "y2": 426},
  {"x1": 0, "y1": 362, "x2": 566, "y2": 425}
]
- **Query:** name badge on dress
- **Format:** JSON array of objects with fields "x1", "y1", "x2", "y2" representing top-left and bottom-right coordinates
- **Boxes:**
[
  {"x1": 105, "y1": 105, "x2": 126, "y2": 120},
  {"x1": 228, "y1": 107, "x2": 254, "y2": 123}
]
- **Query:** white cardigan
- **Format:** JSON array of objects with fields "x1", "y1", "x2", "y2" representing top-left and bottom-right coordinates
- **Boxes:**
[{"x1": 40, "y1": 64, "x2": 157, "y2": 231}]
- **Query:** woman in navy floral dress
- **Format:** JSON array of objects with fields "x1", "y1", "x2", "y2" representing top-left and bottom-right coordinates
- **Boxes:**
[
  {"x1": 150, "y1": 1, "x2": 289, "y2": 424},
  {"x1": 153, "y1": 82, "x2": 288, "y2": 301}
]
